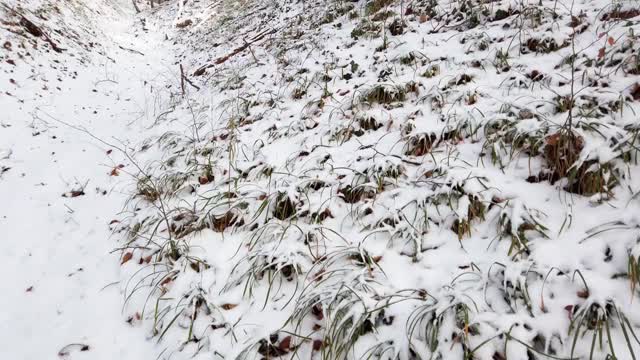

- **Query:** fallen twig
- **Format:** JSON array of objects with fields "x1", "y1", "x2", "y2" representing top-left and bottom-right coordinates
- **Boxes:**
[
  {"x1": 193, "y1": 28, "x2": 276, "y2": 76},
  {"x1": 180, "y1": 63, "x2": 200, "y2": 92},
  {"x1": 5, "y1": 4, "x2": 65, "y2": 53},
  {"x1": 118, "y1": 45, "x2": 145, "y2": 56}
]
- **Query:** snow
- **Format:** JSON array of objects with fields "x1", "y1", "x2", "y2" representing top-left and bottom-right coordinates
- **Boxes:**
[
  {"x1": 0, "y1": 0, "x2": 170, "y2": 358},
  {"x1": 3, "y1": 0, "x2": 640, "y2": 359}
]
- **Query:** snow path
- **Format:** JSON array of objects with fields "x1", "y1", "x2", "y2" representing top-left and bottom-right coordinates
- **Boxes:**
[{"x1": 0, "y1": 5, "x2": 172, "y2": 359}]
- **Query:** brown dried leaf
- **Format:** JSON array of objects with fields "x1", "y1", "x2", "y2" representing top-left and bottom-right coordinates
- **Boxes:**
[
  {"x1": 121, "y1": 252, "x2": 133, "y2": 265},
  {"x1": 312, "y1": 304, "x2": 324, "y2": 320},
  {"x1": 221, "y1": 303, "x2": 238, "y2": 310},
  {"x1": 564, "y1": 304, "x2": 574, "y2": 319},
  {"x1": 545, "y1": 133, "x2": 561, "y2": 146},
  {"x1": 631, "y1": 83, "x2": 640, "y2": 101},
  {"x1": 279, "y1": 336, "x2": 292, "y2": 351},
  {"x1": 62, "y1": 190, "x2": 85, "y2": 198},
  {"x1": 312, "y1": 340, "x2": 323, "y2": 351}
]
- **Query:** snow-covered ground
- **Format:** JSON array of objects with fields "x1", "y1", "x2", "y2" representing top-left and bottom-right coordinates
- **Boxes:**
[
  {"x1": 3, "y1": 0, "x2": 640, "y2": 359},
  {"x1": 0, "y1": 1, "x2": 172, "y2": 358}
]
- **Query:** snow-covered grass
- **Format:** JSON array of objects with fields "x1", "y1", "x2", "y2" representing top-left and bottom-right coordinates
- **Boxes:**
[
  {"x1": 4, "y1": 0, "x2": 640, "y2": 359},
  {"x1": 113, "y1": 0, "x2": 640, "y2": 358}
]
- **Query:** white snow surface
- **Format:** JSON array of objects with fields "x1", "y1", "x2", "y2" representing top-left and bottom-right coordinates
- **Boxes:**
[
  {"x1": 3, "y1": 0, "x2": 640, "y2": 359},
  {"x1": 0, "y1": 0, "x2": 172, "y2": 358}
]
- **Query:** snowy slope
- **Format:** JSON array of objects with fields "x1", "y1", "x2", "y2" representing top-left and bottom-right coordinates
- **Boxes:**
[
  {"x1": 3, "y1": 0, "x2": 640, "y2": 359},
  {"x1": 114, "y1": 0, "x2": 640, "y2": 359}
]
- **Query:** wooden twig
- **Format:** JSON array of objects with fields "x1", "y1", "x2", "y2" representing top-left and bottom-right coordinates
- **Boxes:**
[
  {"x1": 132, "y1": 0, "x2": 141, "y2": 13},
  {"x1": 180, "y1": 64, "x2": 200, "y2": 91},
  {"x1": 0, "y1": 4, "x2": 64, "y2": 52},
  {"x1": 12, "y1": 8, "x2": 64, "y2": 53},
  {"x1": 193, "y1": 28, "x2": 277, "y2": 76},
  {"x1": 118, "y1": 45, "x2": 144, "y2": 56},
  {"x1": 180, "y1": 64, "x2": 185, "y2": 95}
]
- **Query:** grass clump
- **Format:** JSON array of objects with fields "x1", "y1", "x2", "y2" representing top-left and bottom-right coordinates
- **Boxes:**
[
  {"x1": 365, "y1": 0, "x2": 394, "y2": 16},
  {"x1": 350, "y1": 19, "x2": 380, "y2": 39},
  {"x1": 357, "y1": 115, "x2": 382, "y2": 131},
  {"x1": 497, "y1": 199, "x2": 548, "y2": 257},
  {"x1": 273, "y1": 192, "x2": 299, "y2": 220},
  {"x1": 482, "y1": 117, "x2": 547, "y2": 168},
  {"x1": 422, "y1": 64, "x2": 440, "y2": 78},
  {"x1": 360, "y1": 83, "x2": 407, "y2": 105},
  {"x1": 522, "y1": 37, "x2": 570, "y2": 54},
  {"x1": 542, "y1": 131, "x2": 616, "y2": 196},
  {"x1": 371, "y1": 9, "x2": 395, "y2": 21},
  {"x1": 450, "y1": 195, "x2": 486, "y2": 240},
  {"x1": 407, "y1": 294, "x2": 478, "y2": 359},
  {"x1": 137, "y1": 177, "x2": 161, "y2": 202},
  {"x1": 339, "y1": 184, "x2": 376, "y2": 203},
  {"x1": 404, "y1": 132, "x2": 437, "y2": 156},
  {"x1": 568, "y1": 299, "x2": 640, "y2": 360}
]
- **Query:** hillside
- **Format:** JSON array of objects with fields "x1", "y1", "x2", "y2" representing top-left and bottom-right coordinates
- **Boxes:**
[{"x1": 3, "y1": 0, "x2": 640, "y2": 359}]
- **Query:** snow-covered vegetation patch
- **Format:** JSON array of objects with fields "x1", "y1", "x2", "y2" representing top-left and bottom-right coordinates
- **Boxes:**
[{"x1": 103, "y1": 0, "x2": 640, "y2": 359}]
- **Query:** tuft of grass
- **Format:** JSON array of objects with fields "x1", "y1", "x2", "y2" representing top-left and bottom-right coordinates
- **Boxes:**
[
  {"x1": 365, "y1": 0, "x2": 394, "y2": 16},
  {"x1": 339, "y1": 184, "x2": 376, "y2": 204},
  {"x1": 404, "y1": 132, "x2": 437, "y2": 156},
  {"x1": 357, "y1": 114, "x2": 382, "y2": 131},
  {"x1": 371, "y1": 9, "x2": 395, "y2": 22},
  {"x1": 407, "y1": 294, "x2": 479, "y2": 359},
  {"x1": 360, "y1": 83, "x2": 407, "y2": 105},
  {"x1": 422, "y1": 64, "x2": 440, "y2": 78},
  {"x1": 568, "y1": 299, "x2": 640, "y2": 360},
  {"x1": 273, "y1": 192, "x2": 299, "y2": 220},
  {"x1": 137, "y1": 176, "x2": 161, "y2": 202},
  {"x1": 542, "y1": 130, "x2": 617, "y2": 195},
  {"x1": 482, "y1": 116, "x2": 547, "y2": 168},
  {"x1": 350, "y1": 19, "x2": 380, "y2": 39},
  {"x1": 450, "y1": 195, "x2": 486, "y2": 240},
  {"x1": 497, "y1": 199, "x2": 548, "y2": 257},
  {"x1": 523, "y1": 37, "x2": 570, "y2": 54}
]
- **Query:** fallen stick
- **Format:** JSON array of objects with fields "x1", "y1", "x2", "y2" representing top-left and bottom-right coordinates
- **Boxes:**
[
  {"x1": 132, "y1": 0, "x2": 141, "y2": 13},
  {"x1": 17, "y1": 12, "x2": 64, "y2": 53},
  {"x1": 192, "y1": 28, "x2": 276, "y2": 76},
  {"x1": 118, "y1": 45, "x2": 144, "y2": 56},
  {"x1": 180, "y1": 64, "x2": 200, "y2": 91},
  {"x1": 180, "y1": 64, "x2": 185, "y2": 95},
  {"x1": 0, "y1": 4, "x2": 64, "y2": 53}
]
